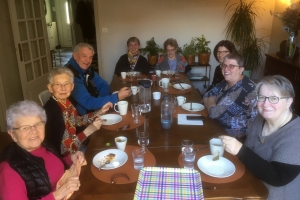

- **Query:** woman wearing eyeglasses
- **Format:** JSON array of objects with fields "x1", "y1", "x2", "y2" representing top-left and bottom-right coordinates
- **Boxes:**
[
  {"x1": 205, "y1": 40, "x2": 236, "y2": 92},
  {"x1": 44, "y1": 67, "x2": 112, "y2": 156},
  {"x1": 0, "y1": 100, "x2": 86, "y2": 199},
  {"x1": 203, "y1": 52, "x2": 258, "y2": 139},
  {"x1": 114, "y1": 37, "x2": 149, "y2": 75},
  {"x1": 155, "y1": 38, "x2": 188, "y2": 72},
  {"x1": 220, "y1": 75, "x2": 300, "y2": 200}
]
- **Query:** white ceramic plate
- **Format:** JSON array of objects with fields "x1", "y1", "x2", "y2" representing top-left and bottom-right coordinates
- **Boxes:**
[
  {"x1": 162, "y1": 70, "x2": 175, "y2": 75},
  {"x1": 173, "y1": 83, "x2": 191, "y2": 90},
  {"x1": 100, "y1": 114, "x2": 122, "y2": 125},
  {"x1": 197, "y1": 155, "x2": 236, "y2": 178},
  {"x1": 93, "y1": 149, "x2": 128, "y2": 170},
  {"x1": 181, "y1": 103, "x2": 205, "y2": 112}
]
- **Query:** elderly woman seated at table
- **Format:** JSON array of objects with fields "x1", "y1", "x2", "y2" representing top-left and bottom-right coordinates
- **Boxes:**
[
  {"x1": 114, "y1": 36, "x2": 149, "y2": 75},
  {"x1": 220, "y1": 75, "x2": 300, "y2": 200},
  {"x1": 0, "y1": 100, "x2": 86, "y2": 199},
  {"x1": 155, "y1": 38, "x2": 188, "y2": 72},
  {"x1": 203, "y1": 52, "x2": 257, "y2": 138},
  {"x1": 44, "y1": 67, "x2": 112, "y2": 156}
]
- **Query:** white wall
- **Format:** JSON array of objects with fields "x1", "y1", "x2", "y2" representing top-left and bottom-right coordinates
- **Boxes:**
[{"x1": 95, "y1": 0, "x2": 275, "y2": 86}]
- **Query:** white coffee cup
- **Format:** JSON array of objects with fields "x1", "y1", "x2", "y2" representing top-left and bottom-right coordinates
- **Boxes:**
[
  {"x1": 177, "y1": 96, "x2": 186, "y2": 106},
  {"x1": 114, "y1": 101, "x2": 128, "y2": 115},
  {"x1": 159, "y1": 78, "x2": 170, "y2": 88},
  {"x1": 156, "y1": 70, "x2": 161, "y2": 77},
  {"x1": 115, "y1": 136, "x2": 127, "y2": 151},
  {"x1": 131, "y1": 86, "x2": 139, "y2": 95},
  {"x1": 153, "y1": 92, "x2": 161, "y2": 100},
  {"x1": 121, "y1": 72, "x2": 127, "y2": 79},
  {"x1": 209, "y1": 138, "x2": 225, "y2": 157}
]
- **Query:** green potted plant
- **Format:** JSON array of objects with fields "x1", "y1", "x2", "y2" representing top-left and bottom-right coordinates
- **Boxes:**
[
  {"x1": 195, "y1": 35, "x2": 211, "y2": 65},
  {"x1": 140, "y1": 37, "x2": 163, "y2": 66},
  {"x1": 182, "y1": 38, "x2": 197, "y2": 65},
  {"x1": 224, "y1": 0, "x2": 266, "y2": 77}
]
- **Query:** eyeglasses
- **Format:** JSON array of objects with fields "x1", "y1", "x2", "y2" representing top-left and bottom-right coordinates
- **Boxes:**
[
  {"x1": 52, "y1": 82, "x2": 72, "y2": 89},
  {"x1": 220, "y1": 64, "x2": 239, "y2": 70},
  {"x1": 166, "y1": 48, "x2": 176, "y2": 53},
  {"x1": 256, "y1": 95, "x2": 290, "y2": 104},
  {"x1": 12, "y1": 121, "x2": 45, "y2": 134},
  {"x1": 129, "y1": 43, "x2": 139, "y2": 47},
  {"x1": 217, "y1": 51, "x2": 229, "y2": 54}
]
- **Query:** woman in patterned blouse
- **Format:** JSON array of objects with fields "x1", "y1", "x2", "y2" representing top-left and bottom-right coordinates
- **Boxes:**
[
  {"x1": 44, "y1": 67, "x2": 112, "y2": 156},
  {"x1": 203, "y1": 52, "x2": 258, "y2": 139}
]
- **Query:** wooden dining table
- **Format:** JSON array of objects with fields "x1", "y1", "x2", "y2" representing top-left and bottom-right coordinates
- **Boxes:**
[{"x1": 70, "y1": 74, "x2": 268, "y2": 200}]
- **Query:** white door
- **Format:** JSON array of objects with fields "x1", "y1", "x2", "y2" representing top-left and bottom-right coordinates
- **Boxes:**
[
  {"x1": 7, "y1": 0, "x2": 52, "y2": 103},
  {"x1": 55, "y1": 0, "x2": 73, "y2": 47}
]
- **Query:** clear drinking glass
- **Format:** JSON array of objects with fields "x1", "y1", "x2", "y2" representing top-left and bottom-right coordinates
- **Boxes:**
[
  {"x1": 183, "y1": 151, "x2": 196, "y2": 169},
  {"x1": 131, "y1": 103, "x2": 140, "y2": 123},
  {"x1": 169, "y1": 95, "x2": 177, "y2": 113},
  {"x1": 181, "y1": 140, "x2": 194, "y2": 155},
  {"x1": 138, "y1": 131, "x2": 149, "y2": 153}
]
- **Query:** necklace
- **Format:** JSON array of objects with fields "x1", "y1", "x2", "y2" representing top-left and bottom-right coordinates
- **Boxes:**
[{"x1": 259, "y1": 112, "x2": 291, "y2": 143}]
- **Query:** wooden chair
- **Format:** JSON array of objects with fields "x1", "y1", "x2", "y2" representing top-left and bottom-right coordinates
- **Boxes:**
[{"x1": 38, "y1": 90, "x2": 51, "y2": 106}]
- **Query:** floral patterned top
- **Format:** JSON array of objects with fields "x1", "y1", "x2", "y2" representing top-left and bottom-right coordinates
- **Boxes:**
[{"x1": 203, "y1": 76, "x2": 258, "y2": 137}]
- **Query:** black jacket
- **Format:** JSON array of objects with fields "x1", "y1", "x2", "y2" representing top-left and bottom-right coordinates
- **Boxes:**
[{"x1": 114, "y1": 54, "x2": 149, "y2": 75}]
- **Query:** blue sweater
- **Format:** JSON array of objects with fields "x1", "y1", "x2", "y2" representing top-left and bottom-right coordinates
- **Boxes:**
[{"x1": 65, "y1": 57, "x2": 118, "y2": 115}]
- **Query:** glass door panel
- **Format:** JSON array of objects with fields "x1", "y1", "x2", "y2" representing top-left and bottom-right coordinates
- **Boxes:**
[
  {"x1": 25, "y1": 63, "x2": 34, "y2": 81},
  {"x1": 39, "y1": 39, "x2": 46, "y2": 56},
  {"x1": 18, "y1": 22, "x2": 28, "y2": 41},
  {"x1": 15, "y1": 0, "x2": 24, "y2": 19},
  {"x1": 24, "y1": 0, "x2": 33, "y2": 19},
  {"x1": 33, "y1": 0, "x2": 42, "y2": 18},
  {"x1": 22, "y1": 43, "x2": 31, "y2": 62},
  {"x1": 30, "y1": 41, "x2": 38, "y2": 59},
  {"x1": 33, "y1": 60, "x2": 42, "y2": 78},
  {"x1": 41, "y1": 57, "x2": 49, "y2": 74},
  {"x1": 27, "y1": 20, "x2": 36, "y2": 39},
  {"x1": 36, "y1": 20, "x2": 43, "y2": 37}
]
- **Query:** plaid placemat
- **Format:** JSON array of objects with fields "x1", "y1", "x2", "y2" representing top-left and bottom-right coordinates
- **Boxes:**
[{"x1": 134, "y1": 167, "x2": 204, "y2": 200}]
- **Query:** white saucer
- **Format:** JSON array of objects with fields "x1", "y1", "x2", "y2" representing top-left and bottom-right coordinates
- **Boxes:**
[
  {"x1": 181, "y1": 103, "x2": 205, "y2": 112},
  {"x1": 100, "y1": 114, "x2": 122, "y2": 125},
  {"x1": 173, "y1": 83, "x2": 191, "y2": 90},
  {"x1": 197, "y1": 155, "x2": 236, "y2": 178},
  {"x1": 93, "y1": 149, "x2": 128, "y2": 170}
]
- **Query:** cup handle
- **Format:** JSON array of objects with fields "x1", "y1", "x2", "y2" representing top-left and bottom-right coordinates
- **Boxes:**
[
  {"x1": 159, "y1": 80, "x2": 162, "y2": 87},
  {"x1": 114, "y1": 104, "x2": 119, "y2": 113},
  {"x1": 183, "y1": 98, "x2": 186, "y2": 104}
]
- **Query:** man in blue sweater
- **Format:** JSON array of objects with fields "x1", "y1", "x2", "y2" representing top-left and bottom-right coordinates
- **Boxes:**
[{"x1": 65, "y1": 43, "x2": 131, "y2": 115}]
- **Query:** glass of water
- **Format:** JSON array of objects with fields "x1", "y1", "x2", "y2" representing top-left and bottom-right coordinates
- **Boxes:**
[
  {"x1": 181, "y1": 140, "x2": 194, "y2": 155},
  {"x1": 138, "y1": 131, "x2": 149, "y2": 153},
  {"x1": 132, "y1": 148, "x2": 144, "y2": 170},
  {"x1": 183, "y1": 151, "x2": 196, "y2": 169},
  {"x1": 131, "y1": 103, "x2": 140, "y2": 123}
]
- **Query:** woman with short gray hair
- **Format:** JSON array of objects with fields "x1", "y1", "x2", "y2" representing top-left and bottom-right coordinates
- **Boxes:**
[
  {"x1": 220, "y1": 75, "x2": 300, "y2": 199},
  {"x1": 44, "y1": 67, "x2": 113, "y2": 156},
  {"x1": 0, "y1": 100, "x2": 86, "y2": 199}
]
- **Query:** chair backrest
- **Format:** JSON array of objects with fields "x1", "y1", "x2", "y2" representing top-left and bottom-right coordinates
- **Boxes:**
[{"x1": 38, "y1": 90, "x2": 51, "y2": 106}]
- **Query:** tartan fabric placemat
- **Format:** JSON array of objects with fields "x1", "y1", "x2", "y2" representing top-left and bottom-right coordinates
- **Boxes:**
[{"x1": 134, "y1": 167, "x2": 204, "y2": 200}]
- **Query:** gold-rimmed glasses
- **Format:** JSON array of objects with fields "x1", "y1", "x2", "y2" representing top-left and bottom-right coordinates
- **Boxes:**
[{"x1": 51, "y1": 82, "x2": 72, "y2": 89}]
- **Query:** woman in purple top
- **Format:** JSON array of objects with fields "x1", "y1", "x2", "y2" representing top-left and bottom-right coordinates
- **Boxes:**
[{"x1": 155, "y1": 38, "x2": 188, "y2": 72}]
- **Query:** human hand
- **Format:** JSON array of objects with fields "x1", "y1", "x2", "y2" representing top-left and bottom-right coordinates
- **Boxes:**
[
  {"x1": 118, "y1": 87, "x2": 131, "y2": 100},
  {"x1": 70, "y1": 151, "x2": 86, "y2": 166},
  {"x1": 219, "y1": 135, "x2": 242, "y2": 155},
  {"x1": 84, "y1": 118, "x2": 102, "y2": 137},
  {"x1": 53, "y1": 176, "x2": 80, "y2": 200},
  {"x1": 96, "y1": 102, "x2": 113, "y2": 116}
]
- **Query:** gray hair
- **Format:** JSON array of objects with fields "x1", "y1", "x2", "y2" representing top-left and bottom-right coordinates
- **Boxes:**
[
  {"x1": 256, "y1": 75, "x2": 295, "y2": 98},
  {"x1": 223, "y1": 52, "x2": 244, "y2": 68},
  {"x1": 48, "y1": 67, "x2": 74, "y2": 84},
  {"x1": 6, "y1": 100, "x2": 46, "y2": 130},
  {"x1": 73, "y1": 43, "x2": 95, "y2": 55}
]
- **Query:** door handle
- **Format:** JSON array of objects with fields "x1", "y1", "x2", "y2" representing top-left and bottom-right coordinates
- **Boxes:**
[{"x1": 18, "y1": 43, "x2": 23, "y2": 62}]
